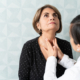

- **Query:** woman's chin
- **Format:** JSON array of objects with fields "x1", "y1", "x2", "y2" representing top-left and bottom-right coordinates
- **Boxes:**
[{"x1": 48, "y1": 26, "x2": 57, "y2": 30}]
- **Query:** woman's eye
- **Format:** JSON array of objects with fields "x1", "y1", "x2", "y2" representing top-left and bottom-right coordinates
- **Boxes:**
[
  {"x1": 44, "y1": 15, "x2": 48, "y2": 17},
  {"x1": 53, "y1": 13, "x2": 58, "y2": 17},
  {"x1": 54, "y1": 14, "x2": 57, "y2": 17}
]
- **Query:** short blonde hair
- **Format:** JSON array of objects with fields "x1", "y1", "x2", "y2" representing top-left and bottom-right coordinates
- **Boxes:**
[{"x1": 32, "y1": 4, "x2": 62, "y2": 35}]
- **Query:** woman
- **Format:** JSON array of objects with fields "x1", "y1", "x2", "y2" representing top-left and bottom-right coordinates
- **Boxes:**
[
  {"x1": 18, "y1": 4, "x2": 73, "y2": 80},
  {"x1": 43, "y1": 15, "x2": 80, "y2": 80}
]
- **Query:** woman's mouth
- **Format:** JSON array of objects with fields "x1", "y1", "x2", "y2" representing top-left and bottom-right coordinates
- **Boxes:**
[{"x1": 49, "y1": 22, "x2": 56, "y2": 24}]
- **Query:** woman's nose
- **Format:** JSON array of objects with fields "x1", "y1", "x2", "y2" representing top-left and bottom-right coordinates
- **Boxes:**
[{"x1": 50, "y1": 16, "x2": 55, "y2": 20}]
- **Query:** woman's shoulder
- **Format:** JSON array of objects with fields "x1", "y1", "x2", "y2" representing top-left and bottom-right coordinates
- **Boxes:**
[
  {"x1": 56, "y1": 37, "x2": 70, "y2": 45},
  {"x1": 77, "y1": 56, "x2": 80, "y2": 62},
  {"x1": 65, "y1": 65, "x2": 80, "y2": 80},
  {"x1": 21, "y1": 37, "x2": 39, "y2": 54},
  {"x1": 76, "y1": 56, "x2": 80, "y2": 66},
  {"x1": 67, "y1": 57, "x2": 80, "y2": 75},
  {"x1": 24, "y1": 36, "x2": 39, "y2": 46}
]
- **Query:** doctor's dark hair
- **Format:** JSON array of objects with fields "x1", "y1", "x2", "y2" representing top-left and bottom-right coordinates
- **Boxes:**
[{"x1": 70, "y1": 15, "x2": 80, "y2": 45}]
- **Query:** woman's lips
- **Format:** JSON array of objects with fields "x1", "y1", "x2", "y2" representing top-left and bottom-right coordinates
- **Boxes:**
[{"x1": 49, "y1": 22, "x2": 56, "y2": 24}]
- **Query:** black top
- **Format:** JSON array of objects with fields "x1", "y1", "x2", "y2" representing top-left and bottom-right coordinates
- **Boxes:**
[{"x1": 18, "y1": 36, "x2": 73, "y2": 80}]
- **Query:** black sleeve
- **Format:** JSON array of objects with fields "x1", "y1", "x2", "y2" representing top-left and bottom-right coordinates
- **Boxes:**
[
  {"x1": 18, "y1": 43, "x2": 31, "y2": 80},
  {"x1": 57, "y1": 40, "x2": 73, "y2": 60},
  {"x1": 67, "y1": 42, "x2": 73, "y2": 59},
  {"x1": 61, "y1": 41, "x2": 73, "y2": 59}
]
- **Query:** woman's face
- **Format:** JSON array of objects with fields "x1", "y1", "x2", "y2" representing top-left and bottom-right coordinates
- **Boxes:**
[
  {"x1": 37, "y1": 8, "x2": 60, "y2": 33},
  {"x1": 70, "y1": 24, "x2": 80, "y2": 52}
]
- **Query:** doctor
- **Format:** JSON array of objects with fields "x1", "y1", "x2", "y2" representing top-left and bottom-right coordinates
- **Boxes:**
[{"x1": 43, "y1": 15, "x2": 80, "y2": 80}]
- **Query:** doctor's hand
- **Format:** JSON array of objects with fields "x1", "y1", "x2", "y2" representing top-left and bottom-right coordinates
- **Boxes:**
[
  {"x1": 42, "y1": 38, "x2": 58, "y2": 58},
  {"x1": 53, "y1": 38, "x2": 64, "y2": 60}
]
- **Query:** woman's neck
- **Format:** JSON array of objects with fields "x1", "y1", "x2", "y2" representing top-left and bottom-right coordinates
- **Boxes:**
[
  {"x1": 41, "y1": 34, "x2": 55, "y2": 42},
  {"x1": 38, "y1": 32, "x2": 56, "y2": 47}
]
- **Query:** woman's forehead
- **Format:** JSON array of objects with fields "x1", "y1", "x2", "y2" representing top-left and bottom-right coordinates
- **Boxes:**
[{"x1": 41, "y1": 8, "x2": 55, "y2": 14}]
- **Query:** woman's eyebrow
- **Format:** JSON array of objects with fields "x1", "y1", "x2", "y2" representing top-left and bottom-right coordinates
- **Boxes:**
[
  {"x1": 43, "y1": 12, "x2": 56, "y2": 15},
  {"x1": 43, "y1": 12, "x2": 49, "y2": 15}
]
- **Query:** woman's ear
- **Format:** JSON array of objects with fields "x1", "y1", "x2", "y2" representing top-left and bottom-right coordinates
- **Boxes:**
[
  {"x1": 77, "y1": 44, "x2": 80, "y2": 52},
  {"x1": 36, "y1": 22, "x2": 41, "y2": 30}
]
